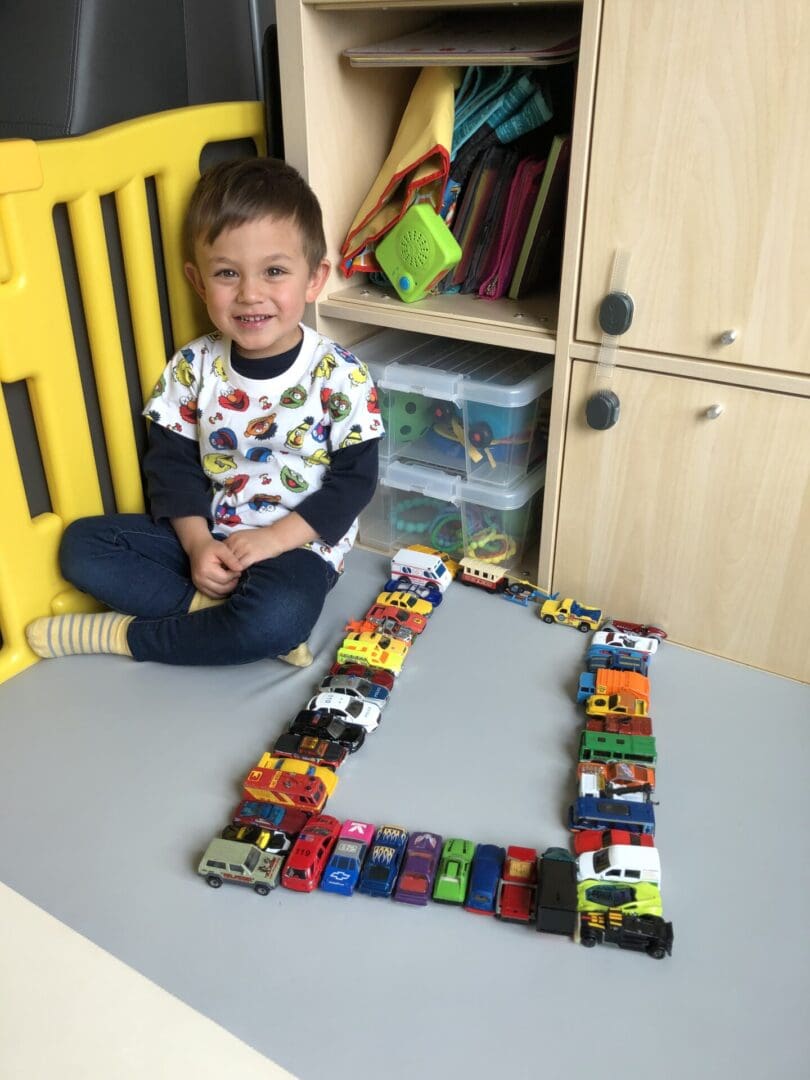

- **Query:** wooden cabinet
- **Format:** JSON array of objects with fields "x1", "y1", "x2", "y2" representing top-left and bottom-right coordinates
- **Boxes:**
[
  {"x1": 555, "y1": 363, "x2": 810, "y2": 683},
  {"x1": 577, "y1": 0, "x2": 810, "y2": 375}
]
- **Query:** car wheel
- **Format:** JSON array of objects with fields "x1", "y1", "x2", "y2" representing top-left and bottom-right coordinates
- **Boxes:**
[
  {"x1": 580, "y1": 933, "x2": 597, "y2": 948},
  {"x1": 254, "y1": 883, "x2": 270, "y2": 896},
  {"x1": 206, "y1": 875, "x2": 223, "y2": 889},
  {"x1": 542, "y1": 615, "x2": 554, "y2": 624},
  {"x1": 647, "y1": 944, "x2": 666, "y2": 959},
  {"x1": 577, "y1": 623, "x2": 590, "y2": 633}
]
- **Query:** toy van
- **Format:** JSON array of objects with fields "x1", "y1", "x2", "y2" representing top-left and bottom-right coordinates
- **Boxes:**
[
  {"x1": 576, "y1": 844, "x2": 662, "y2": 886},
  {"x1": 197, "y1": 838, "x2": 284, "y2": 895},
  {"x1": 579, "y1": 730, "x2": 657, "y2": 766},
  {"x1": 568, "y1": 795, "x2": 656, "y2": 836},
  {"x1": 390, "y1": 547, "x2": 453, "y2": 594}
]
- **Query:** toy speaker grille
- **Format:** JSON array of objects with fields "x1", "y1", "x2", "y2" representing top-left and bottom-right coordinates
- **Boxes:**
[{"x1": 399, "y1": 228, "x2": 432, "y2": 270}]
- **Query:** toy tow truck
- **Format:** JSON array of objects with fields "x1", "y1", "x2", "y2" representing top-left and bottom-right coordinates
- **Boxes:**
[
  {"x1": 540, "y1": 598, "x2": 603, "y2": 632},
  {"x1": 579, "y1": 910, "x2": 673, "y2": 959}
]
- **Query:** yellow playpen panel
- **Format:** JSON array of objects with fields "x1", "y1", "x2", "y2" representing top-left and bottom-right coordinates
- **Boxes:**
[{"x1": 0, "y1": 102, "x2": 265, "y2": 684}]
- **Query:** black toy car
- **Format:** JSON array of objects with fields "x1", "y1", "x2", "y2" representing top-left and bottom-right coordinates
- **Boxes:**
[
  {"x1": 579, "y1": 910, "x2": 673, "y2": 958},
  {"x1": 288, "y1": 708, "x2": 366, "y2": 753}
]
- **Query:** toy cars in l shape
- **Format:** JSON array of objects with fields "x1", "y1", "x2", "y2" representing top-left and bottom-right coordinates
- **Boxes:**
[
  {"x1": 495, "y1": 845, "x2": 538, "y2": 922},
  {"x1": 321, "y1": 820, "x2": 376, "y2": 896},
  {"x1": 394, "y1": 831, "x2": 443, "y2": 905},
  {"x1": 383, "y1": 576, "x2": 443, "y2": 607},
  {"x1": 272, "y1": 732, "x2": 347, "y2": 769},
  {"x1": 328, "y1": 661, "x2": 396, "y2": 692},
  {"x1": 281, "y1": 814, "x2": 341, "y2": 893},
  {"x1": 539, "y1": 597, "x2": 603, "y2": 632},
  {"x1": 365, "y1": 603, "x2": 427, "y2": 637},
  {"x1": 232, "y1": 799, "x2": 309, "y2": 839},
  {"x1": 318, "y1": 674, "x2": 390, "y2": 708},
  {"x1": 592, "y1": 630, "x2": 659, "y2": 655},
  {"x1": 433, "y1": 837, "x2": 475, "y2": 904},
  {"x1": 198, "y1": 838, "x2": 284, "y2": 895},
  {"x1": 220, "y1": 823, "x2": 292, "y2": 854},
  {"x1": 375, "y1": 591, "x2": 434, "y2": 618},
  {"x1": 336, "y1": 632, "x2": 409, "y2": 676},
  {"x1": 579, "y1": 910, "x2": 673, "y2": 958},
  {"x1": 306, "y1": 692, "x2": 381, "y2": 733},
  {"x1": 577, "y1": 879, "x2": 663, "y2": 917},
  {"x1": 358, "y1": 825, "x2": 409, "y2": 897},
  {"x1": 464, "y1": 843, "x2": 506, "y2": 915},
  {"x1": 289, "y1": 708, "x2": 366, "y2": 754}
]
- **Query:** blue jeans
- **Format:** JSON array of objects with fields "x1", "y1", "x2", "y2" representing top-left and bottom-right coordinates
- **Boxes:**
[{"x1": 59, "y1": 515, "x2": 339, "y2": 666}]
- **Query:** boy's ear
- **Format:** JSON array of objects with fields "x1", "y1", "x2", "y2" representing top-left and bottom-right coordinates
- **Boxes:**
[
  {"x1": 184, "y1": 261, "x2": 206, "y2": 301},
  {"x1": 305, "y1": 259, "x2": 331, "y2": 304}
]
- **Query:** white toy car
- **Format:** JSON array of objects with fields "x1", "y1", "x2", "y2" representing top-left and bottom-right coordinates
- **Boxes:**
[
  {"x1": 307, "y1": 692, "x2": 382, "y2": 733},
  {"x1": 592, "y1": 630, "x2": 659, "y2": 655},
  {"x1": 576, "y1": 844, "x2": 661, "y2": 887}
]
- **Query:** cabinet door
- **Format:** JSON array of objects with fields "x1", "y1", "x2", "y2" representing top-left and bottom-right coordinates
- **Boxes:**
[
  {"x1": 555, "y1": 363, "x2": 810, "y2": 682},
  {"x1": 577, "y1": 0, "x2": 810, "y2": 375}
]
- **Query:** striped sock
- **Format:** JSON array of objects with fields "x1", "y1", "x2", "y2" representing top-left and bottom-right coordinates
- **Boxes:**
[
  {"x1": 188, "y1": 590, "x2": 226, "y2": 613},
  {"x1": 26, "y1": 613, "x2": 134, "y2": 659},
  {"x1": 277, "y1": 642, "x2": 313, "y2": 668}
]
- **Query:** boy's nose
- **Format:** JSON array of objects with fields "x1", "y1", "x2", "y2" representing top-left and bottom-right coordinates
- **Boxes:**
[{"x1": 237, "y1": 277, "x2": 263, "y2": 303}]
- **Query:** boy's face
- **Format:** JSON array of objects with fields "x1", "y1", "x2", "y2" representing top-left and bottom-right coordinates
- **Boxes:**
[{"x1": 184, "y1": 214, "x2": 329, "y2": 359}]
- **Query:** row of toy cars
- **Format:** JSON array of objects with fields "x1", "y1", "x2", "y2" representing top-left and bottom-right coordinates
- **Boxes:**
[
  {"x1": 196, "y1": 546, "x2": 454, "y2": 895},
  {"x1": 563, "y1": 618, "x2": 674, "y2": 959}
]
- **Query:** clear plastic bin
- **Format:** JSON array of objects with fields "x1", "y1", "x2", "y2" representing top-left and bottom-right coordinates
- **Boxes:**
[
  {"x1": 358, "y1": 458, "x2": 545, "y2": 567},
  {"x1": 354, "y1": 329, "x2": 553, "y2": 487}
]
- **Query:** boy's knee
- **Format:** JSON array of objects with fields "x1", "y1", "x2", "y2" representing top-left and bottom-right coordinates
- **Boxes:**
[{"x1": 59, "y1": 517, "x2": 106, "y2": 584}]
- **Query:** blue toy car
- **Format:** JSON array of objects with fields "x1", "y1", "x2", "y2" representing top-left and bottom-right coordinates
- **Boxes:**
[
  {"x1": 568, "y1": 796, "x2": 656, "y2": 836},
  {"x1": 383, "y1": 577, "x2": 443, "y2": 607},
  {"x1": 464, "y1": 843, "x2": 506, "y2": 915},
  {"x1": 357, "y1": 825, "x2": 409, "y2": 898},
  {"x1": 585, "y1": 645, "x2": 649, "y2": 677}
]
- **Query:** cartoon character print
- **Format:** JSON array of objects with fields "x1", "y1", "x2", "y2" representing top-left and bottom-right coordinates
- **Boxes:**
[
  {"x1": 209, "y1": 427, "x2": 238, "y2": 450},
  {"x1": 214, "y1": 502, "x2": 242, "y2": 526},
  {"x1": 314, "y1": 353, "x2": 337, "y2": 379},
  {"x1": 311, "y1": 419, "x2": 330, "y2": 443},
  {"x1": 221, "y1": 474, "x2": 249, "y2": 497},
  {"x1": 246, "y1": 447, "x2": 273, "y2": 462},
  {"x1": 202, "y1": 453, "x2": 237, "y2": 475},
  {"x1": 219, "y1": 388, "x2": 250, "y2": 412},
  {"x1": 279, "y1": 384, "x2": 307, "y2": 408},
  {"x1": 212, "y1": 355, "x2": 228, "y2": 381},
  {"x1": 339, "y1": 424, "x2": 364, "y2": 449},
  {"x1": 179, "y1": 397, "x2": 200, "y2": 425},
  {"x1": 244, "y1": 414, "x2": 278, "y2": 440},
  {"x1": 347, "y1": 362, "x2": 369, "y2": 386},
  {"x1": 303, "y1": 448, "x2": 331, "y2": 468},
  {"x1": 328, "y1": 392, "x2": 351, "y2": 421},
  {"x1": 320, "y1": 387, "x2": 332, "y2": 412},
  {"x1": 248, "y1": 492, "x2": 282, "y2": 512},
  {"x1": 280, "y1": 465, "x2": 309, "y2": 493},
  {"x1": 367, "y1": 386, "x2": 380, "y2": 414},
  {"x1": 149, "y1": 372, "x2": 167, "y2": 399},
  {"x1": 285, "y1": 417, "x2": 314, "y2": 450},
  {"x1": 172, "y1": 348, "x2": 197, "y2": 389}
]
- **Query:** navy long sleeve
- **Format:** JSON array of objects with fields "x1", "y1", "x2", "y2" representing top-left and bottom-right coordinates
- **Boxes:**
[{"x1": 144, "y1": 423, "x2": 379, "y2": 546}]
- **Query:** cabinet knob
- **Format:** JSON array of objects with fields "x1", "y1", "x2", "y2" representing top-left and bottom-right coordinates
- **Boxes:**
[
  {"x1": 705, "y1": 404, "x2": 724, "y2": 420},
  {"x1": 719, "y1": 329, "x2": 738, "y2": 346}
]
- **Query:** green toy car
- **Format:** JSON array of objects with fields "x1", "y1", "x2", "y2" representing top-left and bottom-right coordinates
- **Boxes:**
[
  {"x1": 576, "y1": 879, "x2": 663, "y2": 917},
  {"x1": 433, "y1": 838, "x2": 476, "y2": 904}
]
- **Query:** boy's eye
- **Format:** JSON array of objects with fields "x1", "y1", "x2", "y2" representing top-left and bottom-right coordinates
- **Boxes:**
[
  {"x1": 265, "y1": 266, "x2": 286, "y2": 277},
  {"x1": 214, "y1": 269, "x2": 238, "y2": 279}
]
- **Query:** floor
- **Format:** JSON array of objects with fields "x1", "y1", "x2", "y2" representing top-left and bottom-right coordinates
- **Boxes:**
[{"x1": 1, "y1": 546, "x2": 808, "y2": 1080}]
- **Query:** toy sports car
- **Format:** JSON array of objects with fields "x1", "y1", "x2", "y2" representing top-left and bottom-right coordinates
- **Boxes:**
[{"x1": 358, "y1": 825, "x2": 409, "y2": 898}]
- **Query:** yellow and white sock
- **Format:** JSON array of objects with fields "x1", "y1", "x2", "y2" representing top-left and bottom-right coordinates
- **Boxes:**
[
  {"x1": 277, "y1": 642, "x2": 314, "y2": 668},
  {"x1": 26, "y1": 612, "x2": 134, "y2": 659},
  {"x1": 188, "y1": 590, "x2": 226, "y2": 613}
]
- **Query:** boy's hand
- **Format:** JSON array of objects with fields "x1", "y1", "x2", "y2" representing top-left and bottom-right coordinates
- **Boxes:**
[
  {"x1": 187, "y1": 536, "x2": 243, "y2": 598},
  {"x1": 223, "y1": 527, "x2": 283, "y2": 568}
]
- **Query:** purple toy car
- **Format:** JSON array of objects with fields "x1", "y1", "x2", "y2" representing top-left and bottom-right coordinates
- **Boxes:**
[{"x1": 393, "y1": 831, "x2": 443, "y2": 905}]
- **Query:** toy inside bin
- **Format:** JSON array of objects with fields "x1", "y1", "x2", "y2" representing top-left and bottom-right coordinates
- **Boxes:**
[
  {"x1": 355, "y1": 330, "x2": 553, "y2": 486},
  {"x1": 358, "y1": 459, "x2": 545, "y2": 567}
]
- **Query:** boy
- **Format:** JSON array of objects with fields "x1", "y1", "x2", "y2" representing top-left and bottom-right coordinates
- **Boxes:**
[{"x1": 26, "y1": 158, "x2": 383, "y2": 668}]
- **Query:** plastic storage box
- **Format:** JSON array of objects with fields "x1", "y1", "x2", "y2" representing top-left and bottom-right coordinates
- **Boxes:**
[
  {"x1": 353, "y1": 330, "x2": 553, "y2": 487},
  {"x1": 358, "y1": 458, "x2": 545, "y2": 567}
]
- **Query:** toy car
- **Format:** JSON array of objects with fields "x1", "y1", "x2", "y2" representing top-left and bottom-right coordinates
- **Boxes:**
[
  {"x1": 577, "y1": 843, "x2": 661, "y2": 887},
  {"x1": 576, "y1": 761, "x2": 656, "y2": 793},
  {"x1": 578, "y1": 770, "x2": 653, "y2": 804},
  {"x1": 540, "y1": 597, "x2": 603, "y2": 632},
  {"x1": 495, "y1": 845, "x2": 538, "y2": 922},
  {"x1": 242, "y1": 766, "x2": 330, "y2": 815},
  {"x1": 220, "y1": 823, "x2": 291, "y2": 854},
  {"x1": 603, "y1": 618, "x2": 667, "y2": 640},
  {"x1": 585, "y1": 691, "x2": 648, "y2": 718},
  {"x1": 336, "y1": 632, "x2": 409, "y2": 676},
  {"x1": 271, "y1": 732, "x2": 347, "y2": 769},
  {"x1": 585, "y1": 644, "x2": 649, "y2": 676},
  {"x1": 579, "y1": 910, "x2": 673, "y2": 958},
  {"x1": 406, "y1": 544, "x2": 460, "y2": 579},
  {"x1": 281, "y1": 814, "x2": 341, "y2": 892},
  {"x1": 578, "y1": 730, "x2": 657, "y2": 768},
  {"x1": 464, "y1": 843, "x2": 506, "y2": 915},
  {"x1": 231, "y1": 799, "x2": 309, "y2": 839},
  {"x1": 568, "y1": 795, "x2": 656, "y2": 835},
  {"x1": 365, "y1": 603, "x2": 427, "y2": 637},
  {"x1": 321, "y1": 820, "x2": 376, "y2": 896},
  {"x1": 253, "y1": 753, "x2": 338, "y2": 798},
  {"x1": 584, "y1": 714, "x2": 653, "y2": 737},
  {"x1": 306, "y1": 692, "x2": 381, "y2": 733},
  {"x1": 393, "y1": 831, "x2": 443, "y2": 905},
  {"x1": 197, "y1": 838, "x2": 284, "y2": 896},
  {"x1": 374, "y1": 591, "x2": 434, "y2": 618},
  {"x1": 572, "y1": 827, "x2": 655, "y2": 857},
  {"x1": 318, "y1": 673, "x2": 390, "y2": 708},
  {"x1": 592, "y1": 630, "x2": 659, "y2": 655},
  {"x1": 390, "y1": 547, "x2": 452, "y2": 594},
  {"x1": 289, "y1": 708, "x2": 366, "y2": 754},
  {"x1": 433, "y1": 837, "x2": 476, "y2": 904},
  {"x1": 383, "y1": 577, "x2": 443, "y2": 607},
  {"x1": 358, "y1": 825, "x2": 409, "y2": 897},
  {"x1": 577, "y1": 879, "x2": 663, "y2": 917},
  {"x1": 328, "y1": 661, "x2": 396, "y2": 692},
  {"x1": 536, "y1": 847, "x2": 578, "y2": 936}
]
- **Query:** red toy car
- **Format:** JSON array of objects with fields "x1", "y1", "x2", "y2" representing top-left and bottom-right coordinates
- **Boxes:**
[
  {"x1": 242, "y1": 766, "x2": 329, "y2": 815},
  {"x1": 604, "y1": 619, "x2": 667, "y2": 640},
  {"x1": 281, "y1": 814, "x2": 341, "y2": 892},
  {"x1": 328, "y1": 661, "x2": 395, "y2": 692},
  {"x1": 364, "y1": 603, "x2": 427, "y2": 636},
  {"x1": 495, "y1": 846, "x2": 538, "y2": 923},
  {"x1": 232, "y1": 800, "x2": 310, "y2": 839},
  {"x1": 573, "y1": 828, "x2": 656, "y2": 856},
  {"x1": 585, "y1": 715, "x2": 653, "y2": 736}
]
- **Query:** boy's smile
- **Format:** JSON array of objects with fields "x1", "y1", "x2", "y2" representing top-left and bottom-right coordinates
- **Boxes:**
[{"x1": 185, "y1": 215, "x2": 329, "y2": 359}]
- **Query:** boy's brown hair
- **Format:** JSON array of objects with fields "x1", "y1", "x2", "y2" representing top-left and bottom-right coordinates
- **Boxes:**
[{"x1": 183, "y1": 157, "x2": 327, "y2": 270}]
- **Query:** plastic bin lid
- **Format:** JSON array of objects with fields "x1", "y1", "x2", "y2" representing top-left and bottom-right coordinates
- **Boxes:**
[
  {"x1": 380, "y1": 458, "x2": 546, "y2": 510},
  {"x1": 352, "y1": 329, "x2": 553, "y2": 408}
]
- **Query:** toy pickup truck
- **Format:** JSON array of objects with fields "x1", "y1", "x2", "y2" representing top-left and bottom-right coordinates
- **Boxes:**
[
  {"x1": 585, "y1": 714, "x2": 653, "y2": 736},
  {"x1": 579, "y1": 910, "x2": 673, "y2": 959},
  {"x1": 585, "y1": 690, "x2": 649, "y2": 718},
  {"x1": 576, "y1": 668, "x2": 651, "y2": 705},
  {"x1": 540, "y1": 598, "x2": 603, "y2": 632}
]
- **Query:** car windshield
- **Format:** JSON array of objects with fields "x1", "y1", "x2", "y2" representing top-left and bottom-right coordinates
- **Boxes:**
[
  {"x1": 343, "y1": 699, "x2": 363, "y2": 719},
  {"x1": 244, "y1": 848, "x2": 260, "y2": 871},
  {"x1": 367, "y1": 866, "x2": 391, "y2": 883},
  {"x1": 592, "y1": 850, "x2": 611, "y2": 873}
]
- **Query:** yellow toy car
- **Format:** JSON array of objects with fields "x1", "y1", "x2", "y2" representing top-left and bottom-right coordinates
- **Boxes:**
[
  {"x1": 577, "y1": 879, "x2": 663, "y2": 917},
  {"x1": 539, "y1": 597, "x2": 603, "y2": 633},
  {"x1": 336, "y1": 631, "x2": 409, "y2": 676},
  {"x1": 376, "y1": 591, "x2": 434, "y2": 618},
  {"x1": 254, "y1": 753, "x2": 339, "y2": 798}
]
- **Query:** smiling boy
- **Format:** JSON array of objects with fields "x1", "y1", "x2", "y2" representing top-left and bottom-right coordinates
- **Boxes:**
[{"x1": 26, "y1": 158, "x2": 383, "y2": 668}]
